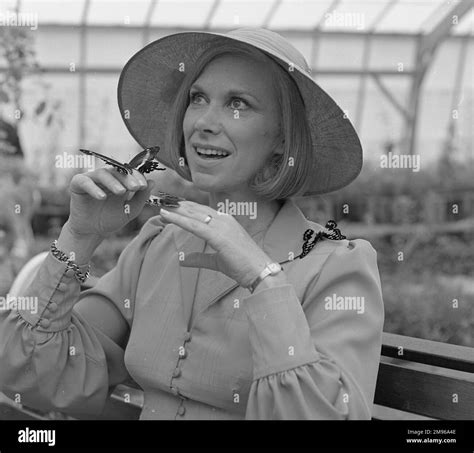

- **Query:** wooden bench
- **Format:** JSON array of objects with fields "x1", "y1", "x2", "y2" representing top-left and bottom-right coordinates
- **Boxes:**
[{"x1": 2, "y1": 331, "x2": 473, "y2": 421}]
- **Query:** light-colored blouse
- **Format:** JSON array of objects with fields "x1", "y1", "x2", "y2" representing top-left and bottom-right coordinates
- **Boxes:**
[{"x1": 0, "y1": 199, "x2": 384, "y2": 419}]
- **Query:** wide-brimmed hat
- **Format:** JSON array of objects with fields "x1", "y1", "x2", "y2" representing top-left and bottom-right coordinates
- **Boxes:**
[{"x1": 118, "y1": 27, "x2": 363, "y2": 196}]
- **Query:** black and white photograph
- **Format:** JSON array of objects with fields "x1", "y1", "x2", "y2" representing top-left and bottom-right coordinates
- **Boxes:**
[{"x1": 0, "y1": 0, "x2": 473, "y2": 450}]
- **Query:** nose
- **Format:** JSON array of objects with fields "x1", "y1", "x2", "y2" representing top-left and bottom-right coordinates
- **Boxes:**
[{"x1": 194, "y1": 104, "x2": 222, "y2": 135}]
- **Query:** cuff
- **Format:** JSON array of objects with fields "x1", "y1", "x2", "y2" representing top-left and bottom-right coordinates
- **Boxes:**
[
  {"x1": 16, "y1": 252, "x2": 87, "y2": 332},
  {"x1": 243, "y1": 283, "x2": 320, "y2": 380}
]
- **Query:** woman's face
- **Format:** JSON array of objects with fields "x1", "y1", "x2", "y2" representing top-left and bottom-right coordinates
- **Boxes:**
[{"x1": 182, "y1": 54, "x2": 282, "y2": 195}]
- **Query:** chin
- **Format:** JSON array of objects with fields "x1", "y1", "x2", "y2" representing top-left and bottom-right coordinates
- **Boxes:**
[{"x1": 190, "y1": 174, "x2": 222, "y2": 192}]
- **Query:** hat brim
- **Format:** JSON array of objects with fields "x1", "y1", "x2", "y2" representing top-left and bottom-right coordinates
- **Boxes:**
[{"x1": 118, "y1": 30, "x2": 362, "y2": 196}]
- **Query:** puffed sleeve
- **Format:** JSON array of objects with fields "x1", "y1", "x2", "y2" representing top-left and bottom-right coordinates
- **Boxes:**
[
  {"x1": 243, "y1": 239, "x2": 384, "y2": 420},
  {"x1": 0, "y1": 216, "x2": 164, "y2": 418}
]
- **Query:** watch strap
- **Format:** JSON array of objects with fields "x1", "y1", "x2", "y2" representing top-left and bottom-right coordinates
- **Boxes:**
[{"x1": 247, "y1": 262, "x2": 281, "y2": 293}]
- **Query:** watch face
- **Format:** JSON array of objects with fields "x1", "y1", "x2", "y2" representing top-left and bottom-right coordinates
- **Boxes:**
[{"x1": 268, "y1": 263, "x2": 281, "y2": 274}]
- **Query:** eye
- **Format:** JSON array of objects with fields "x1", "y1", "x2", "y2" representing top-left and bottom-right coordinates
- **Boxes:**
[
  {"x1": 229, "y1": 97, "x2": 249, "y2": 110},
  {"x1": 189, "y1": 92, "x2": 205, "y2": 104}
]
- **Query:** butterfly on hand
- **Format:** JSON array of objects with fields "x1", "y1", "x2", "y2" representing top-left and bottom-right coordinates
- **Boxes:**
[
  {"x1": 79, "y1": 147, "x2": 165, "y2": 175},
  {"x1": 145, "y1": 192, "x2": 185, "y2": 208}
]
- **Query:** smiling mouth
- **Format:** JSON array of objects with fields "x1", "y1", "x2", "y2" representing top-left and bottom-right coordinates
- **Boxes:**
[{"x1": 193, "y1": 146, "x2": 231, "y2": 160}]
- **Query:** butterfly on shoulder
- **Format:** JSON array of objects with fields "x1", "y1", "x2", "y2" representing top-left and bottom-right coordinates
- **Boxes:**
[
  {"x1": 79, "y1": 147, "x2": 165, "y2": 175},
  {"x1": 145, "y1": 192, "x2": 185, "y2": 208}
]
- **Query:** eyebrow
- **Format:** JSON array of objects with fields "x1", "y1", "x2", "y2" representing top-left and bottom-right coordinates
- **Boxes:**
[{"x1": 190, "y1": 83, "x2": 260, "y2": 103}]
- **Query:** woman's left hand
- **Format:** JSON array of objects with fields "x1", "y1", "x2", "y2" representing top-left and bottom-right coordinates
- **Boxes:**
[{"x1": 159, "y1": 201, "x2": 272, "y2": 288}]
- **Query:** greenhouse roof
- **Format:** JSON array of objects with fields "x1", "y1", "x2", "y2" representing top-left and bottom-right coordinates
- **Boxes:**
[{"x1": 1, "y1": 0, "x2": 473, "y2": 36}]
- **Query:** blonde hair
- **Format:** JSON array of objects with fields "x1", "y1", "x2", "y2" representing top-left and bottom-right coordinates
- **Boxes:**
[{"x1": 166, "y1": 42, "x2": 312, "y2": 200}]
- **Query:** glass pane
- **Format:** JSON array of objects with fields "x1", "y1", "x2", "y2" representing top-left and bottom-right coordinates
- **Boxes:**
[
  {"x1": 359, "y1": 76, "x2": 410, "y2": 161},
  {"x1": 87, "y1": 0, "x2": 151, "y2": 25},
  {"x1": 150, "y1": 0, "x2": 214, "y2": 27},
  {"x1": 316, "y1": 34, "x2": 366, "y2": 69},
  {"x1": 85, "y1": 74, "x2": 138, "y2": 162},
  {"x1": 458, "y1": 42, "x2": 473, "y2": 161},
  {"x1": 86, "y1": 28, "x2": 143, "y2": 67},
  {"x1": 452, "y1": 8, "x2": 474, "y2": 35},
  {"x1": 375, "y1": 0, "x2": 445, "y2": 33},
  {"x1": 210, "y1": 0, "x2": 274, "y2": 28},
  {"x1": 419, "y1": 0, "x2": 451, "y2": 33},
  {"x1": 368, "y1": 35, "x2": 416, "y2": 71},
  {"x1": 320, "y1": 0, "x2": 391, "y2": 32},
  {"x1": 20, "y1": 0, "x2": 85, "y2": 25},
  {"x1": 269, "y1": 0, "x2": 333, "y2": 29},
  {"x1": 421, "y1": 39, "x2": 464, "y2": 161},
  {"x1": 35, "y1": 27, "x2": 81, "y2": 67},
  {"x1": 424, "y1": 39, "x2": 461, "y2": 89}
]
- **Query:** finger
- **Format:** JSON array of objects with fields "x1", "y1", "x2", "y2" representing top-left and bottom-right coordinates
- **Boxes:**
[
  {"x1": 70, "y1": 174, "x2": 107, "y2": 200},
  {"x1": 130, "y1": 169, "x2": 147, "y2": 187},
  {"x1": 180, "y1": 252, "x2": 219, "y2": 271},
  {"x1": 103, "y1": 166, "x2": 145, "y2": 192},
  {"x1": 159, "y1": 208, "x2": 211, "y2": 240},
  {"x1": 124, "y1": 179, "x2": 155, "y2": 203},
  {"x1": 164, "y1": 200, "x2": 216, "y2": 221},
  {"x1": 131, "y1": 179, "x2": 155, "y2": 205},
  {"x1": 88, "y1": 169, "x2": 127, "y2": 196}
]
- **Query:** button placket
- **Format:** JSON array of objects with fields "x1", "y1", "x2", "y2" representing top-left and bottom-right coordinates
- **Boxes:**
[
  {"x1": 169, "y1": 330, "x2": 193, "y2": 410},
  {"x1": 177, "y1": 403, "x2": 186, "y2": 417},
  {"x1": 39, "y1": 318, "x2": 51, "y2": 329},
  {"x1": 47, "y1": 302, "x2": 58, "y2": 312}
]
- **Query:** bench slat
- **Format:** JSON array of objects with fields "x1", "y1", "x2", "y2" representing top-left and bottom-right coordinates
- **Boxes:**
[
  {"x1": 381, "y1": 332, "x2": 474, "y2": 373},
  {"x1": 374, "y1": 361, "x2": 474, "y2": 419}
]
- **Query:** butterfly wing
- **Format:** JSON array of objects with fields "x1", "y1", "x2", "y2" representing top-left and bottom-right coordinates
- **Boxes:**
[
  {"x1": 145, "y1": 192, "x2": 185, "y2": 208},
  {"x1": 128, "y1": 146, "x2": 163, "y2": 174},
  {"x1": 79, "y1": 149, "x2": 130, "y2": 174}
]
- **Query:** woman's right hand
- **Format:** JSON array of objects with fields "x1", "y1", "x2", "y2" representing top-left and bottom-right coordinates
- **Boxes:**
[{"x1": 68, "y1": 167, "x2": 154, "y2": 239}]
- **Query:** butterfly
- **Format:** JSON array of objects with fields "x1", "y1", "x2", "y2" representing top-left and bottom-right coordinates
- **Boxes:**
[
  {"x1": 79, "y1": 147, "x2": 165, "y2": 175},
  {"x1": 145, "y1": 192, "x2": 185, "y2": 208}
]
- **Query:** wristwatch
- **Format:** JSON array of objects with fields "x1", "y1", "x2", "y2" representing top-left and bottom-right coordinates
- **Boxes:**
[{"x1": 247, "y1": 262, "x2": 282, "y2": 293}]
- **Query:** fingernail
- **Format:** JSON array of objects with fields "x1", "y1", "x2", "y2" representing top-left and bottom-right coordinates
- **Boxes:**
[
  {"x1": 126, "y1": 192, "x2": 134, "y2": 201},
  {"x1": 160, "y1": 208, "x2": 169, "y2": 215}
]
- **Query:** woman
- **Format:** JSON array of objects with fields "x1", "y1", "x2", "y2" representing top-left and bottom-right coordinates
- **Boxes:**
[{"x1": 0, "y1": 28, "x2": 384, "y2": 420}]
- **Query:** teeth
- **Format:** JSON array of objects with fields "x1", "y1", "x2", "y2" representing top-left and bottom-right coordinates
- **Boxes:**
[{"x1": 195, "y1": 147, "x2": 229, "y2": 157}]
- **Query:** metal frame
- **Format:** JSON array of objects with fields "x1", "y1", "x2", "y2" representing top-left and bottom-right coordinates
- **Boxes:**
[
  {"x1": 402, "y1": 0, "x2": 472, "y2": 156},
  {"x1": 78, "y1": 0, "x2": 90, "y2": 147},
  {"x1": 0, "y1": 1, "x2": 472, "y2": 154}
]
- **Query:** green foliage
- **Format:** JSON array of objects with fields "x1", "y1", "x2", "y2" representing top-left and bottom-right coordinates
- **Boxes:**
[
  {"x1": 0, "y1": 22, "x2": 63, "y2": 127},
  {"x1": 382, "y1": 270, "x2": 474, "y2": 347},
  {"x1": 335, "y1": 160, "x2": 474, "y2": 208}
]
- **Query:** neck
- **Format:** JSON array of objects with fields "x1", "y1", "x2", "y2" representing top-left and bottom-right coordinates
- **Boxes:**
[{"x1": 208, "y1": 190, "x2": 282, "y2": 238}]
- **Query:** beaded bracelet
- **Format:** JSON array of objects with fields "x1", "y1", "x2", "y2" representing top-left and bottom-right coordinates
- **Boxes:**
[{"x1": 50, "y1": 240, "x2": 91, "y2": 283}]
